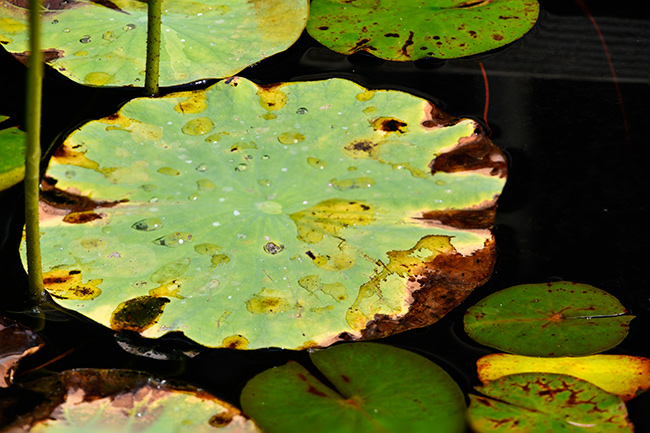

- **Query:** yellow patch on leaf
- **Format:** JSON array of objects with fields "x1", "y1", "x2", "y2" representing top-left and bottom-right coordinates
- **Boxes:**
[{"x1": 477, "y1": 353, "x2": 650, "y2": 401}]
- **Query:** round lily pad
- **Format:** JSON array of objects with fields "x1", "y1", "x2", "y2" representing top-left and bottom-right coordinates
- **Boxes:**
[
  {"x1": 4, "y1": 369, "x2": 260, "y2": 432},
  {"x1": 241, "y1": 342, "x2": 466, "y2": 433},
  {"x1": 23, "y1": 77, "x2": 506, "y2": 349},
  {"x1": 0, "y1": 0, "x2": 308, "y2": 86},
  {"x1": 307, "y1": 0, "x2": 540, "y2": 60},
  {"x1": 0, "y1": 114, "x2": 26, "y2": 191},
  {"x1": 467, "y1": 373, "x2": 634, "y2": 432},
  {"x1": 464, "y1": 281, "x2": 635, "y2": 356}
]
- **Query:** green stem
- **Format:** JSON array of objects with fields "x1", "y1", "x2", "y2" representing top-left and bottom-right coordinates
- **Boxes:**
[
  {"x1": 25, "y1": 0, "x2": 44, "y2": 303},
  {"x1": 145, "y1": 0, "x2": 161, "y2": 96}
]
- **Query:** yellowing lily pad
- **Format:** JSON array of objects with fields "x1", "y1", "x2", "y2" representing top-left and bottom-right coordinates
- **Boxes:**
[
  {"x1": 0, "y1": 0, "x2": 308, "y2": 86},
  {"x1": 22, "y1": 77, "x2": 507, "y2": 349},
  {"x1": 477, "y1": 353, "x2": 650, "y2": 402},
  {"x1": 468, "y1": 373, "x2": 634, "y2": 432},
  {"x1": 464, "y1": 281, "x2": 634, "y2": 356},
  {"x1": 0, "y1": 114, "x2": 26, "y2": 191},
  {"x1": 307, "y1": 0, "x2": 539, "y2": 60},
  {"x1": 3, "y1": 369, "x2": 260, "y2": 432}
]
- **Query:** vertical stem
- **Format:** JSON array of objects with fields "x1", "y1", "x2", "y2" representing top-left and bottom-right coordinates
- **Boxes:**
[
  {"x1": 25, "y1": 0, "x2": 44, "y2": 302},
  {"x1": 145, "y1": 0, "x2": 161, "y2": 96}
]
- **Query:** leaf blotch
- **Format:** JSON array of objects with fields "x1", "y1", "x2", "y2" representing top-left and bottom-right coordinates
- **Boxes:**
[
  {"x1": 371, "y1": 117, "x2": 408, "y2": 134},
  {"x1": 110, "y1": 296, "x2": 170, "y2": 332},
  {"x1": 290, "y1": 199, "x2": 374, "y2": 243},
  {"x1": 221, "y1": 335, "x2": 249, "y2": 350},
  {"x1": 43, "y1": 269, "x2": 102, "y2": 300}
]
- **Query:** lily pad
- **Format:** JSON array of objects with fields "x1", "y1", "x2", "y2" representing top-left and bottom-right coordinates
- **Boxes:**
[
  {"x1": 23, "y1": 77, "x2": 506, "y2": 349},
  {"x1": 463, "y1": 281, "x2": 634, "y2": 356},
  {"x1": 306, "y1": 0, "x2": 539, "y2": 60},
  {"x1": 0, "y1": 316, "x2": 44, "y2": 388},
  {"x1": 241, "y1": 342, "x2": 466, "y2": 433},
  {"x1": 0, "y1": 0, "x2": 308, "y2": 87},
  {"x1": 467, "y1": 373, "x2": 634, "y2": 432},
  {"x1": 0, "y1": 114, "x2": 26, "y2": 191},
  {"x1": 2, "y1": 369, "x2": 260, "y2": 432},
  {"x1": 477, "y1": 353, "x2": 650, "y2": 402}
]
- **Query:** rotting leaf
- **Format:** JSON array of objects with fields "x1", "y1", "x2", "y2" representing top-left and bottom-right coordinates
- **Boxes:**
[
  {"x1": 241, "y1": 343, "x2": 466, "y2": 433},
  {"x1": 477, "y1": 353, "x2": 650, "y2": 402},
  {"x1": 0, "y1": 0, "x2": 309, "y2": 86},
  {"x1": 0, "y1": 316, "x2": 44, "y2": 388},
  {"x1": 467, "y1": 373, "x2": 634, "y2": 432},
  {"x1": 1, "y1": 369, "x2": 261, "y2": 432},
  {"x1": 464, "y1": 281, "x2": 634, "y2": 356},
  {"x1": 307, "y1": 0, "x2": 539, "y2": 60},
  {"x1": 22, "y1": 77, "x2": 507, "y2": 350}
]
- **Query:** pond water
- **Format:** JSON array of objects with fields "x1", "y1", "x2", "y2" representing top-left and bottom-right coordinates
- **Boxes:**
[{"x1": 0, "y1": 0, "x2": 648, "y2": 431}]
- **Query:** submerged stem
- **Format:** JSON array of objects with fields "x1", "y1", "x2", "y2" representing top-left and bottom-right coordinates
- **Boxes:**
[
  {"x1": 25, "y1": 0, "x2": 44, "y2": 302},
  {"x1": 145, "y1": 0, "x2": 161, "y2": 96}
]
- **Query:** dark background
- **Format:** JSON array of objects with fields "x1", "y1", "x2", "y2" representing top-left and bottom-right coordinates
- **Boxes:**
[{"x1": 1, "y1": 0, "x2": 648, "y2": 430}]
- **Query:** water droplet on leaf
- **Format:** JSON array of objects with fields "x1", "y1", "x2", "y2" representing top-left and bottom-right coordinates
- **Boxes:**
[
  {"x1": 131, "y1": 218, "x2": 163, "y2": 231},
  {"x1": 296, "y1": 107, "x2": 308, "y2": 114},
  {"x1": 307, "y1": 157, "x2": 327, "y2": 170},
  {"x1": 124, "y1": 23, "x2": 136, "y2": 31},
  {"x1": 79, "y1": 35, "x2": 91, "y2": 43},
  {"x1": 235, "y1": 163, "x2": 248, "y2": 172},
  {"x1": 153, "y1": 232, "x2": 193, "y2": 247},
  {"x1": 264, "y1": 242, "x2": 284, "y2": 255},
  {"x1": 278, "y1": 132, "x2": 305, "y2": 145}
]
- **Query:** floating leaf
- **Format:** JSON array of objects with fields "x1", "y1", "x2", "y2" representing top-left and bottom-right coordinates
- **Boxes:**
[
  {"x1": 0, "y1": 0, "x2": 308, "y2": 86},
  {"x1": 467, "y1": 373, "x2": 633, "y2": 432},
  {"x1": 477, "y1": 353, "x2": 650, "y2": 402},
  {"x1": 464, "y1": 282, "x2": 634, "y2": 356},
  {"x1": 23, "y1": 77, "x2": 507, "y2": 349},
  {"x1": 0, "y1": 114, "x2": 26, "y2": 191},
  {"x1": 241, "y1": 342, "x2": 466, "y2": 433},
  {"x1": 0, "y1": 316, "x2": 43, "y2": 388},
  {"x1": 2, "y1": 369, "x2": 260, "y2": 432},
  {"x1": 307, "y1": 0, "x2": 539, "y2": 60}
]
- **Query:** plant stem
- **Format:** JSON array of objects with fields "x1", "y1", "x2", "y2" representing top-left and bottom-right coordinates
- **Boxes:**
[
  {"x1": 145, "y1": 0, "x2": 161, "y2": 96},
  {"x1": 25, "y1": 0, "x2": 44, "y2": 303}
]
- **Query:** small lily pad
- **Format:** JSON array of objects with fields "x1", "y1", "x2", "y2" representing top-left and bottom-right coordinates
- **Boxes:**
[
  {"x1": 3, "y1": 369, "x2": 260, "y2": 432},
  {"x1": 467, "y1": 373, "x2": 634, "y2": 432},
  {"x1": 0, "y1": 114, "x2": 26, "y2": 191},
  {"x1": 23, "y1": 77, "x2": 507, "y2": 350},
  {"x1": 463, "y1": 282, "x2": 634, "y2": 356},
  {"x1": 477, "y1": 353, "x2": 650, "y2": 402},
  {"x1": 307, "y1": 0, "x2": 540, "y2": 60},
  {"x1": 0, "y1": 0, "x2": 308, "y2": 86},
  {"x1": 241, "y1": 342, "x2": 466, "y2": 433}
]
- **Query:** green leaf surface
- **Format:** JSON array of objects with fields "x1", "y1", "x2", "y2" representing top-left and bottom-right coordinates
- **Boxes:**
[
  {"x1": 23, "y1": 77, "x2": 506, "y2": 349},
  {"x1": 241, "y1": 342, "x2": 466, "y2": 433},
  {"x1": 0, "y1": 114, "x2": 26, "y2": 191},
  {"x1": 467, "y1": 373, "x2": 634, "y2": 432},
  {"x1": 0, "y1": 0, "x2": 308, "y2": 87},
  {"x1": 4, "y1": 369, "x2": 260, "y2": 432},
  {"x1": 464, "y1": 281, "x2": 634, "y2": 356},
  {"x1": 306, "y1": 0, "x2": 539, "y2": 60}
]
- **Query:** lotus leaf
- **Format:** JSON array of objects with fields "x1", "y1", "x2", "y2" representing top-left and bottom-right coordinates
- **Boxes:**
[
  {"x1": 0, "y1": 114, "x2": 26, "y2": 191},
  {"x1": 477, "y1": 353, "x2": 650, "y2": 402},
  {"x1": 241, "y1": 342, "x2": 466, "y2": 433},
  {"x1": 2, "y1": 369, "x2": 260, "y2": 432},
  {"x1": 464, "y1": 281, "x2": 634, "y2": 356},
  {"x1": 22, "y1": 77, "x2": 506, "y2": 349},
  {"x1": 0, "y1": 0, "x2": 308, "y2": 87},
  {"x1": 307, "y1": 0, "x2": 540, "y2": 60},
  {"x1": 467, "y1": 373, "x2": 634, "y2": 432}
]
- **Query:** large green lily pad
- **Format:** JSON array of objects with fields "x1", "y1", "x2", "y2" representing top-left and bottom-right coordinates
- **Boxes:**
[
  {"x1": 0, "y1": 0, "x2": 308, "y2": 86},
  {"x1": 23, "y1": 77, "x2": 507, "y2": 349},
  {"x1": 306, "y1": 0, "x2": 539, "y2": 60},
  {"x1": 2, "y1": 369, "x2": 260, "y2": 432},
  {"x1": 241, "y1": 342, "x2": 466, "y2": 433},
  {"x1": 0, "y1": 114, "x2": 26, "y2": 191},
  {"x1": 467, "y1": 373, "x2": 634, "y2": 432},
  {"x1": 463, "y1": 282, "x2": 634, "y2": 356}
]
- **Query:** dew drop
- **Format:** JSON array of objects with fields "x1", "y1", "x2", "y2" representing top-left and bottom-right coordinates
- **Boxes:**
[
  {"x1": 132, "y1": 218, "x2": 164, "y2": 231},
  {"x1": 51, "y1": 19, "x2": 59, "y2": 24},
  {"x1": 182, "y1": 117, "x2": 214, "y2": 136},
  {"x1": 63, "y1": 28, "x2": 70, "y2": 33},
  {"x1": 211, "y1": 254, "x2": 230, "y2": 266},
  {"x1": 262, "y1": 155, "x2": 270, "y2": 160},
  {"x1": 258, "y1": 178, "x2": 271, "y2": 187},
  {"x1": 153, "y1": 232, "x2": 193, "y2": 247},
  {"x1": 307, "y1": 157, "x2": 327, "y2": 170},
  {"x1": 296, "y1": 107, "x2": 308, "y2": 114},
  {"x1": 102, "y1": 226, "x2": 112, "y2": 234},
  {"x1": 278, "y1": 132, "x2": 305, "y2": 145},
  {"x1": 197, "y1": 179, "x2": 215, "y2": 191},
  {"x1": 157, "y1": 167, "x2": 180, "y2": 176},
  {"x1": 102, "y1": 30, "x2": 116, "y2": 41},
  {"x1": 188, "y1": 193, "x2": 199, "y2": 201},
  {"x1": 79, "y1": 35, "x2": 92, "y2": 44},
  {"x1": 151, "y1": 257, "x2": 191, "y2": 284},
  {"x1": 124, "y1": 23, "x2": 136, "y2": 31},
  {"x1": 264, "y1": 242, "x2": 284, "y2": 255},
  {"x1": 195, "y1": 163, "x2": 208, "y2": 172},
  {"x1": 235, "y1": 163, "x2": 248, "y2": 172}
]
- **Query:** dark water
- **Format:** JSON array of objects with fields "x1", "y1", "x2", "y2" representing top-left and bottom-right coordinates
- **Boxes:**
[{"x1": 1, "y1": 0, "x2": 648, "y2": 430}]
